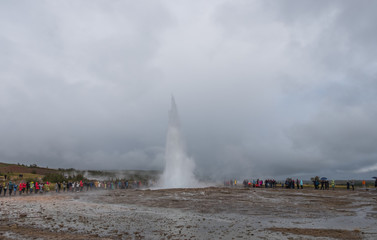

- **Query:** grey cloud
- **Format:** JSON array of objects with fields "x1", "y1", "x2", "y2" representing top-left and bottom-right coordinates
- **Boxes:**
[{"x1": 0, "y1": 1, "x2": 376, "y2": 180}]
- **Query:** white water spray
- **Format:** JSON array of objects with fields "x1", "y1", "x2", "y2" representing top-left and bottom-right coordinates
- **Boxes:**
[{"x1": 159, "y1": 97, "x2": 198, "y2": 188}]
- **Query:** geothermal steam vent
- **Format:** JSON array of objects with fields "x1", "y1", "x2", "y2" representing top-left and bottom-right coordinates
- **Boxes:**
[{"x1": 160, "y1": 97, "x2": 198, "y2": 188}]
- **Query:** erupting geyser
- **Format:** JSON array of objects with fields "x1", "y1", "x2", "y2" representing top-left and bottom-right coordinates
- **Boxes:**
[{"x1": 159, "y1": 96, "x2": 198, "y2": 188}]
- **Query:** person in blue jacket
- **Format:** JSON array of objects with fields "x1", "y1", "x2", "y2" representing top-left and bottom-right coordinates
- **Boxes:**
[
  {"x1": 8, "y1": 181, "x2": 13, "y2": 196},
  {"x1": 13, "y1": 183, "x2": 17, "y2": 195}
]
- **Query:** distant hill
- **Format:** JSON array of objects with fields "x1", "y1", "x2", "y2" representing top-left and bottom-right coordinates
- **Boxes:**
[
  {"x1": 0, "y1": 162, "x2": 161, "y2": 183},
  {"x1": 0, "y1": 162, "x2": 58, "y2": 175}
]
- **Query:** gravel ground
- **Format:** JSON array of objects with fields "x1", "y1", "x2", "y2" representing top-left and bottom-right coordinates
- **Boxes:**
[{"x1": 0, "y1": 187, "x2": 376, "y2": 239}]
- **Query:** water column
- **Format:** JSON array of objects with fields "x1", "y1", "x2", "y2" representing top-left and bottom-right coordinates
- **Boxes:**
[{"x1": 160, "y1": 96, "x2": 197, "y2": 188}]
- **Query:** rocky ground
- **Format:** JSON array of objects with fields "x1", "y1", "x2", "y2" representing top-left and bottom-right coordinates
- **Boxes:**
[{"x1": 0, "y1": 186, "x2": 376, "y2": 239}]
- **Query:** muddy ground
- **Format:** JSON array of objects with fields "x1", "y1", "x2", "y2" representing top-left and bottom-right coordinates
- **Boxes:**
[{"x1": 0, "y1": 187, "x2": 376, "y2": 239}]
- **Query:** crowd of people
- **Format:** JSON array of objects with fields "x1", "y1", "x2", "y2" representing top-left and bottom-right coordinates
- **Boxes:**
[
  {"x1": 240, "y1": 179, "x2": 279, "y2": 188},
  {"x1": 284, "y1": 178, "x2": 304, "y2": 189},
  {"x1": 1, "y1": 177, "x2": 376, "y2": 197},
  {"x1": 225, "y1": 179, "x2": 301, "y2": 188},
  {"x1": 346, "y1": 180, "x2": 355, "y2": 190},
  {"x1": 0, "y1": 179, "x2": 147, "y2": 197},
  {"x1": 312, "y1": 178, "x2": 334, "y2": 190},
  {"x1": 225, "y1": 178, "x2": 377, "y2": 190}
]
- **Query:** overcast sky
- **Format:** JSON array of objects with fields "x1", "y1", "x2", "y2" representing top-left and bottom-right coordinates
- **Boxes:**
[{"x1": 1, "y1": 0, "x2": 376, "y2": 180}]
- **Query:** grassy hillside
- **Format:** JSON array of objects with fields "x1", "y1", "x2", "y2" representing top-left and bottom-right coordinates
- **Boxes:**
[
  {"x1": 0, "y1": 162, "x2": 56, "y2": 182},
  {"x1": 0, "y1": 162, "x2": 161, "y2": 183},
  {"x1": 0, "y1": 162, "x2": 58, "y2": 175}
]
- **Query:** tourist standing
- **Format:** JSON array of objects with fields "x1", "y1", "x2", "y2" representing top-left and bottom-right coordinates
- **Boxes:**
[
  {"x1": 13, "y1": 183, "x2": 17, "y2": 195},
  {"x1": 19, "y1": 182, "x2": 23, "y2": 195},
  {"x1": 35, "y1": 181, "x2": 39, "y2": 193},
  {"x1": 8, "y1": 181, "x2": 13, "y2": 196},
  {"x1": 320, "y1": 180, "x2": 325, "y2": 190},
  {"x1": 38, "y1": 182, "x2": 43, "y2": 193},
  {"x1": 3, "y1": 182, "x2": 7, "y2": 196}
]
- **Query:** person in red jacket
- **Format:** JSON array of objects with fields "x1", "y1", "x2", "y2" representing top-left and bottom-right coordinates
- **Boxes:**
[
  {"x1": 35, "y1": 182, "x2": 39, "y2": 194},
  {"x1": 19, "y1": 182, "x2": 23, "y2": 195}
]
